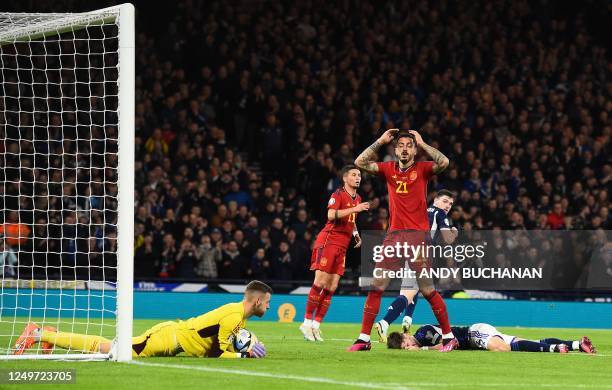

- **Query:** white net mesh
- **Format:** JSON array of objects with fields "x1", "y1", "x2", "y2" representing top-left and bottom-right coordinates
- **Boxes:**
[{"x1": 0, "y1": 8, "x2": 122, "y2": 358}]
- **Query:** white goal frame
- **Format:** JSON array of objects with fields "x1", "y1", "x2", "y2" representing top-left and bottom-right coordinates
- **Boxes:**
[{"x1": 0, "y1": 4, "x2": 134, "y2": 362}]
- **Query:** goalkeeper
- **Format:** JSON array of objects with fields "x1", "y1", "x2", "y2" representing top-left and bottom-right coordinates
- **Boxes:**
[{"x1": 14, "y1": 280, "x2": 271, "y2": 358}]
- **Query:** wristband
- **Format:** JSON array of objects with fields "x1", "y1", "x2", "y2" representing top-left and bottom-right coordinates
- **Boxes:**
[
  {"x1": 421, "y1": 346, "x2": 429, "y2": 350},
  {"x1": 353, "y1": 230, "x2": 358, "y2": 237}
]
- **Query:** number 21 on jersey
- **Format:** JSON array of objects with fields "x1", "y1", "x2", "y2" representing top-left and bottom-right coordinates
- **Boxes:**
[{"x1": 395, "y1": 181, "x2": 408, "y2": 194}]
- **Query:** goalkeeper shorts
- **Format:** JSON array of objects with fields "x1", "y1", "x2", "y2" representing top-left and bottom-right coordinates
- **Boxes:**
[{"x1": 131, "y1": 321, "x2": 183, "y2": 357}]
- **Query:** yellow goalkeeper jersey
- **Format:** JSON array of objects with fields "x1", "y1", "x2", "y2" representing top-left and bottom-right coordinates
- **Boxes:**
[{"x1": 175, "y1": 302, "x2": 246, "y2": 358}]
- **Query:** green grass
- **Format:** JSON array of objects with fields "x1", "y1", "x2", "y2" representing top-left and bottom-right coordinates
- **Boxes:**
[{"x1": 1, "y1": 320, "x2": 611, "y2": 389}]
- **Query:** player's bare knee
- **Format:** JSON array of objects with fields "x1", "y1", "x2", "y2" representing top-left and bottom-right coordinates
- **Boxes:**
[
  {"x1": 322, "y1": 275, "x2": 334, "y2": 290},
  {"x1": 313, "y1": 272, "x2": 327, "y2": 288}
]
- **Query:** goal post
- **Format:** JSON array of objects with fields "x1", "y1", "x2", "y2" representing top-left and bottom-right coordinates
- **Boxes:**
[
  {"x1": 0, "y1": 4, "x2": 134, "y2": 361},
  {"x1": 116, "y1": 3, "x2": 135, "y2": 363}
]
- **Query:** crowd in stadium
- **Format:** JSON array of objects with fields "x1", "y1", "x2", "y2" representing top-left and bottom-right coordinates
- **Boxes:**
[
  {"x1": 2, "y1": 0, "x2": 610, "y2": 282},
  {"x1": 127, "y1": 0, "x2": 610, "y2": 281}
]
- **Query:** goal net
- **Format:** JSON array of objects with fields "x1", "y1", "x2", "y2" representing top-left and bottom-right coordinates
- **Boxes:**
[{"x1": 0, "y1": 4, "x2": 134, "y2": 361}]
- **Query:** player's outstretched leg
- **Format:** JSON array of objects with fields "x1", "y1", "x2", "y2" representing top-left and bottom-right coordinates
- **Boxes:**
[
  {"x1": 348, "y1": 288, "x2": 384, "y2": 351},
  {"x1": 13, "y1": 323, "x2": 109, "y2": 355},
  {"x1": 539, "y1": 337, "x2": 596, "y2": 354},
  {"x1": 510, "y1": 340, "x2": 568, "y2": 353},
  {"x1": 39, "y1": 327, "x2": 111, "y2": 353}
]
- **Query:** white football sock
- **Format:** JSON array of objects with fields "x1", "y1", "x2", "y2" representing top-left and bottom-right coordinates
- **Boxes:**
[
  {"x1": 442, "y1": 332, "x2": 454, "y2": 340},
  {"x1": 303, "y1": 318, "x2": 312, "y2": 327},
  {"x1": 312, "y1": 321, "x2": 321, "y2": 329},
  {"x1": 359, "y1": 333, "x2": 370, "y2": 342}
]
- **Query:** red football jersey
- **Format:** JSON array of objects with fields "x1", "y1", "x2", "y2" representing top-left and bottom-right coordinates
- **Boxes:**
[
  {"x1": 313, "y1": 187, "x2": 362, "y2": 249},
  {"x1": 376, "y1": 161, "x2": 434, "y2": 231}
]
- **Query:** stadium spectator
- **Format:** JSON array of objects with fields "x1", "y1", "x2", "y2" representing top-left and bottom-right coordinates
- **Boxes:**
[
  {"x1": 547, "y1": 203, "x2": 567, "y2": 230},
  {"x1": 249, "y1": 248, "x2": 272, "y2": 280},
  {"x1": 134, "y1": 235, "x2": 160, "y2": 279},
  {"x1": 220, "y1": 241, "x2": 246, "y2": 279},
  {"x1": 195, "y1": 235, "x2": 221, "y2": 278}
]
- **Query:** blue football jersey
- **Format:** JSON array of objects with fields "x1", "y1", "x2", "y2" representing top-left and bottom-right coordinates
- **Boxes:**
[
  {"x1": 413, "y1": 324, "x2": 471, "y2": 349},
  {"x1": 427, "y1": 205, "x2": 452, "y2": 244}
]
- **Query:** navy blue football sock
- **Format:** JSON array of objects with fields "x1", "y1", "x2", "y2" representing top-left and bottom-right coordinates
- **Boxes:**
[
  {"x1": 540, "y1": 338, "x2": 575, "y2": 350},
  {"x1": 510, "y1": 340, "x2": 553, "y2": 352},
  {"x1": 405, "y1": 294, "x2": 418, "y2": 318},
  {"x1": 382, "y1": 295, "x2": 408, "y2": 325}
]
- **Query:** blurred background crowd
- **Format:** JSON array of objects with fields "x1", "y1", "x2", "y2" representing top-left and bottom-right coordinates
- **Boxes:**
[{"x1": 1, "y1": 0, "x2": 610, "y2": 283}]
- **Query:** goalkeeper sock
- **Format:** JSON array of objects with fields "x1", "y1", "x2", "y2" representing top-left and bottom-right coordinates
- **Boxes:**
[
  {"x1": 405, "y1": 294, "x2": 418, "y2": 317},
  {"x1": 382, "y1": 295, "x2": 408, "y2": 325},
  {"x1": 424, "y1": 291, "x2": 452, "y2": 336},
  {"x1": 314, "y1": 289, "x2": 333, "y2": 323},
  {"x1": 510, "y1": 340, "x2": 554, "y2": 352},
  {"x1": 360, "y1": 289, "x2": 383, "y2": 337},
  {"x1": 304, "y1": 284, "x2": 323, "y2": 321},
  {"x1": 540, "y1": 338, "x2": 577, "y2": 350},
  {"x1": 41, "y1": 330, "x2": 110, "y2": 353}
]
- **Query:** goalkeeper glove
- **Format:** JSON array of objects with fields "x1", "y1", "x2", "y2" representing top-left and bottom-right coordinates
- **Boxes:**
[{"x1": 241, "y1": 342, "x2": 266, "y2": 358}]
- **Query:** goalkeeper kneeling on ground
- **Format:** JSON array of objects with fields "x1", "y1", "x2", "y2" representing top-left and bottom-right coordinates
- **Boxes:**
[{"x1": 13, "y1": 280, "x2": 271, "y2": 359}]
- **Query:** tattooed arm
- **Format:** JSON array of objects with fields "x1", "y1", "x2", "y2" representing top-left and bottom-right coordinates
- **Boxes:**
[
  {"x1": 355, "y1": 128, "x2": 399, "y2": 174},
  {"x1": 409, "y1": 130, "x2": 450, "y2": 173}
]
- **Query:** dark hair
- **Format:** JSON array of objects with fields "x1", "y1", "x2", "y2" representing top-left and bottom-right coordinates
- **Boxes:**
[
  {"x1": 245, "y1": 280, "x2": 273, "y2": 295},
  {"x1": 387, "y1": 332, "x2": 403, "y2": 349},
  {"x1": 341, "y1": 164, "x2": 360, "y2": 176},
  {"x1": 435, "y1": 189, "x2": 455, "y2": 199},
  {"x1": 395, "y1": 132, "x2": 416, "y2": 145}
]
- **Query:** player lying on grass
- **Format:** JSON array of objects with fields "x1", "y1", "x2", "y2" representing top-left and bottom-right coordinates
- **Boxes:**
[
  {"x1": 14, "y1": 280, "x2": 271, "y2": 358},
  {"x1": 300, "y1": 164, "x2": 370, "y2": 342},
  {"x1": 387, "y1": 323, "x2": 597, "y2": 354},
  {"x1": 375, "y1": 189, "x2": 458, "y2": 342}
]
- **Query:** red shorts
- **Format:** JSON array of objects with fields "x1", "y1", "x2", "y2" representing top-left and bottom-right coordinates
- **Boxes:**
[
  {"x1": 376, "y1": 230, "x2": 430, "y2": 272},
  {"x1": 310, "y1": 245, "x2": 346, "y2": 276}
]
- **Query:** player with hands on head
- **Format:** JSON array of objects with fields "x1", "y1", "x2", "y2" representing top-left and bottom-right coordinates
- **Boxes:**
[{"x1": 349, "y1": 128, "x2": 458, "y2": 352}]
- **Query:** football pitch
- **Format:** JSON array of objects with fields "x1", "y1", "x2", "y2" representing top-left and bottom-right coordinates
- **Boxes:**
[{"x1": 1, "y1": 320, "x2": 612, "y2": 389}]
